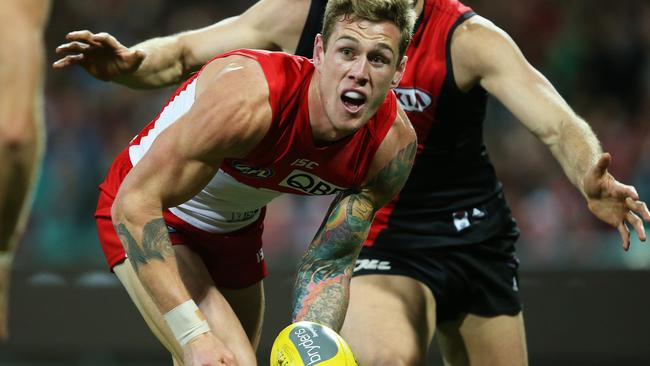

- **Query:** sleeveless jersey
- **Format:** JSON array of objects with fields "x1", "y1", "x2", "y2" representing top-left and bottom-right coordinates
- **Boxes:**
[
  {"x1": 296, "y1": 0, "x2": 518, "y2": 248},
  {"x1": 126, "y1": 49, "x2": 397, "y2": 234}
]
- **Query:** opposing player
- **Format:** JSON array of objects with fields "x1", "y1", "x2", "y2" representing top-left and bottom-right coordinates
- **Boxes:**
[
  {"x1": 54, "y1": 0, "x2": 650, "y2": 365},
  {"x1": 0, "y1": 0, "x2": 51, "y2": 341},
  {"x1": 94, "y1": 0, "x2": 416, "y2": 364}
]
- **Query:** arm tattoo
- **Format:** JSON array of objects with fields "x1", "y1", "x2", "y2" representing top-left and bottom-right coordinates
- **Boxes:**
[
  {"x1": 292, "y1": 192, "x2": 375, "y2": 330},
  {"x1": 114, "y1": 218, "x2": 175, "y2": 273},
  {"x1": 291, "y1": 141, "x2": 417, "y2": 330},
  {"x1": 367, "y1": 141, "x2": 417, "y2": 206}
]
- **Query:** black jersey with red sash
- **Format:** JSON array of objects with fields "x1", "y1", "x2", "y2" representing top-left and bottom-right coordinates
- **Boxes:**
[{"x1": 296, "y1": 0, "x2": 518, "y2": 248}]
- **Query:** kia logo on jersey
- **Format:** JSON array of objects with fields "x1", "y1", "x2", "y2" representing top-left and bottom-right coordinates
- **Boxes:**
[
  {"x1": 279, "y1": 169, "x2": 345, "y2": 195},
  {"x1": 394, "y1": 87, "x2": 432, "y2": 112},
  {"x1": 231, "y1": 161, "x2": 274, "y2": 178}
]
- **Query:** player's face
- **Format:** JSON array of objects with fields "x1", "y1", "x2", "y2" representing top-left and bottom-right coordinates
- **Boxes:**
[{"x1": 314, "y1": 18, "x2": 406, "y2": 135}]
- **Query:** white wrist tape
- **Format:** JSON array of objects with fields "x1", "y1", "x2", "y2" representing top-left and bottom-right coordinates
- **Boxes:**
[{"x1": 163, "y1": 300, "x2": 210, "y2": 346}]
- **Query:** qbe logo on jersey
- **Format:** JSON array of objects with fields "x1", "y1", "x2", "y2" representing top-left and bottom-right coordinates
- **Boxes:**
[{"x1": 279, "y1": 169, "x2": 345, "y2": 195}]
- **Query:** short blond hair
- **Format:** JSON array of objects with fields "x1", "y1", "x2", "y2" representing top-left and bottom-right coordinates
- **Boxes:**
[{"x1": 321, "y1": 0, "x2": 417, "y2": 61}]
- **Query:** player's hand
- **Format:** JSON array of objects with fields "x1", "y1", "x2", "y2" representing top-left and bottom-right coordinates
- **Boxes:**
[
  {"x1": 52, "y1": 30, "x2": 145, "y2": 81},
  {"x1": 583, "y1": 153, "x2": 650, "y2": 250},
  {"x1": 183, "y1": 332, "x2": 238, "y2": 366}
]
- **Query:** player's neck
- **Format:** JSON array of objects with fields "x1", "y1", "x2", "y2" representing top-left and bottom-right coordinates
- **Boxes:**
[{"x1": 307, "y1": 74, "x2": 336, "y2": 143}]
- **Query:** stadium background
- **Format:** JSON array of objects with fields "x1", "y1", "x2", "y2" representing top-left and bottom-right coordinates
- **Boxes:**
[{"x1": 1, "y1": 0, "x2": 649, "y2": 365}]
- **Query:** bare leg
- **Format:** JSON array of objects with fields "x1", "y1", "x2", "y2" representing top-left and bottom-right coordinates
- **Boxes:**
[
  {"x1": 220, "y1": 283, "x2": 265, "y2": 349},
  {"x1": 0, "y1": 86, "x2": 44, "y2": 342},
  {"x1": 114, "y1": 245, "x2": 261, "y2": 366},
  {"x1": 0, "y1": 0, "x2": 50, "y2": 341},
  {"x1": 340, "y1": 274, "x2": 436, "y2": 366},
  {"x1": 437, "y1": 312, "x2": 528, "y2": 366},
  {"x1": 0, "y1": 102, "x2": 44, "y2": 342}
]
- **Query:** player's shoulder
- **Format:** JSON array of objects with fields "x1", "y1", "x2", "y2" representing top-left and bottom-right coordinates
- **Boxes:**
[
  {"x1": 388, "y1": 104, "x2": 416, "y2": 143},
  {"x1": 199, "y1": 49, "x2": 310, "y2": 80},
  {"x1": 361, "y1": 104, "x2": 416, "y2": 203},
  {"x1": 201, "y1": 51, "x2": 268, "y2": 80},
  {"x1": 366, "y1": 105, "x2": 416, "y2": 181},
  {"x1": 388, "y1": 106, "x2": 417, "y2": 164},
  {"x1": 215, "y1": 50, "x2": 313, "y2": 95},
  {"x1": 219, "y1": 49, "x2": 312, "y2": 70},
  {"x1": 450, "y1": 13, "x2": 519, "y2": 73},
  {"x1": 194, "y1": 51, "x2": 275, "y2": 107},
  {"x1": 453, "y1": 14, "x2": 507, "y2": 45},
  {"x1": 369, "y1": 91, "x2": 416, "y2": 155},
  {"x1": 190, "y1": 52, "x2": 275, "y2": 159}
]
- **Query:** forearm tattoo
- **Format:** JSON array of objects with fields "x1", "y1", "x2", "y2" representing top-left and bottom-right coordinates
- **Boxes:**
[
  {"x1": 114, "y1": 218, "x2": 174, "y2": 273},
  {"x1": 292, "y1": 193, "x2": 374, "y2": 330},
  {"x1": 367, "y1": 141, "x2": 417, "y2": 204},
  {"x1": 291, "y1": 141, "x2": 417, "y2": 330}
]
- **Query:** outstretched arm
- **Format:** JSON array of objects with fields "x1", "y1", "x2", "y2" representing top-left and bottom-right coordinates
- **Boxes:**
[
  {"x1": 52, "y1": 0, "x2": 311, "y2": 88},
  {"x1": 292, "y1": 109, "x2": 417, "y2": 330},
  {"x1": 111, "y1": 56, "x2": 271, "y2": 363},
  {"x1": 451, "y1": 16, "x2": 650, "y2": 250}
]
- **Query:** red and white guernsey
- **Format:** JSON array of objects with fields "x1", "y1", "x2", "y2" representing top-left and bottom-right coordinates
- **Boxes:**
[{"x1": 123, "y1": 49, "x2": 397, "y2": 234}]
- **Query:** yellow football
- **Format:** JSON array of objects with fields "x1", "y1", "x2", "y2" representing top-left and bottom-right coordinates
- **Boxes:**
[{"x1": 270, "y1": 321, "x2": 358, "y2": 366}]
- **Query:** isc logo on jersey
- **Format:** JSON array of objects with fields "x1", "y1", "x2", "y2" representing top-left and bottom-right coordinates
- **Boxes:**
[
  {"x1": 394, "y1": 87, "x2": 432, "y2": 112},
  {"x1": 279, "y1": 169, "x2": 344, "y2": 196}
]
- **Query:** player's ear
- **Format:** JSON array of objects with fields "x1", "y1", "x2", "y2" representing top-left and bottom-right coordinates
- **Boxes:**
[
  {"x1": 313, "y1": 34, "x2": 325, "y2": 70},
  {"x1": 391, "y1": 56, "x2": 407, "y2": 88}
]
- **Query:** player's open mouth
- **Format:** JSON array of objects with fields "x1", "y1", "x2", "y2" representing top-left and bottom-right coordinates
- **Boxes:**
[{"x1": 341, "y1": 90, "x2": 366, "y2": 114}]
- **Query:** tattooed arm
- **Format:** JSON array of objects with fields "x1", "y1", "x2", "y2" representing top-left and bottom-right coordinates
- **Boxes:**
[
  {"x1": 110, "y1": 55, "x2": 271, "y2": 361},
  {"x1": 291, "y1": 107, "x2": 417, "y2": 331}
]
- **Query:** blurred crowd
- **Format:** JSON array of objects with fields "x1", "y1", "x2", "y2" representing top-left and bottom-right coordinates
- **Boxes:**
[{"x1": 21, "y1": 0, "x2": 650, "y2": 272}]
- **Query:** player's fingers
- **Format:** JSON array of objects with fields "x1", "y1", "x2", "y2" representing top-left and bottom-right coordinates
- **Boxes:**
[
  {"x1": 627, "y1": 197, "x2": 650, "y2": 222},
  {"x1": 132, "y1": 49, "x2": 146, "y2": 61},
  {"x1": 617, "y1": 182, "x2": 639, "y2": 198},
  {"x1": 592, "y1": 153, "x2": 611, "y2": 177},
  {"x1": 607, "y1": 184, "x2": 635, "y2": 201},
  {"x1": 55, "y1": 41, "x2": 92, "y2": 54},
  {"x1": 52, "y1": 54, "x2": 84, "y2": 69},
  {"x1": 626, "y1": 211, "x2": 646, "y2": 242},
  {"x1": 91, "y1": 32, "x2": 123, "y2": 49},
  {"x1": 65, "y1": 30, "x2": 98, "y2": 43},
  {"x1": 617, "y1": 222, "x2": 631, "y2": 251}
]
